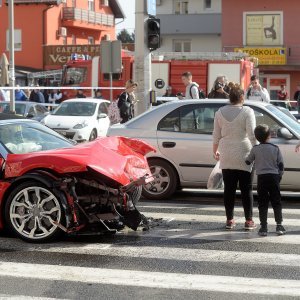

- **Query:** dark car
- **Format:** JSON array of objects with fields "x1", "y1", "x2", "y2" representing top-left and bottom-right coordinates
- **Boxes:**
[
  {"x1": 0, "y1": 116, "x2": 154, "y2": 242},
  {"x1": 0, "y1": 101, "x2": 49, "y2": 121}
]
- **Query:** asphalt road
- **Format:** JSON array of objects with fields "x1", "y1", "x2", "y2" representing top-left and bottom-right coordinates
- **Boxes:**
[{"x1": 0, "y1": 191, "x2": 300, "y2": 300}]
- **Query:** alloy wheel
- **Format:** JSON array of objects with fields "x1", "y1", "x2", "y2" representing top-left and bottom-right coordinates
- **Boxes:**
[{"x1": 9, "y1": 186, "x2": 62, "y2": 240}]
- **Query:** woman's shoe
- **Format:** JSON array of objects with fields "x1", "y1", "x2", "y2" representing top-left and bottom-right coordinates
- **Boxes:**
[
  {"x1": 225, "y1": 219, "x2": 236, "y2": 230},
  {"x1": 244, "y1": 220, "x2": 257, "y2": 230}
]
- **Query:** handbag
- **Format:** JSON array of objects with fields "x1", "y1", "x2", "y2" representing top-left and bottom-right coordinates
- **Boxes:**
[{"x1": 207, "y1": 161, "x2": 224, "y2": 190}]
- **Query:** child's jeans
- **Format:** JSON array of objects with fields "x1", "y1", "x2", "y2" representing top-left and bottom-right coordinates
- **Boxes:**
[{"x1": 257, "y1": 174, "x2": 283, "y2": 225}]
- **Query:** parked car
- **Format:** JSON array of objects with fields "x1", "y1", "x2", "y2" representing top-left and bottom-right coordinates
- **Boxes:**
[
  {"x1": 108, "y1": 99, "x2": 300, "y2": 200},
  {"x1": 0, "y1": 101, "x2": 49, "y2": 121},
  {"x1": 41, "y1": 98, "x2": 110, "y2": 142},
  {"x1": 0, "y1": 115, "x2": 154, "y2": 242}
]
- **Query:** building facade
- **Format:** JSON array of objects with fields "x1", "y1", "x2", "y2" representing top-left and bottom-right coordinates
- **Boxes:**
[
  {"x1": 0, "y1": 0, "x2": 124, "y2": 75},
  {"x1": 222, "y1": 0, "x2": 300, "y2": 100},
  {"x1": 156, "y1": 0, "x2": 222, "y2": 52}
]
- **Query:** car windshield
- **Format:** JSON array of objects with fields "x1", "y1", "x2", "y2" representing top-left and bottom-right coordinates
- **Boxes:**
[
  {"x1": 52, "y1": 102, "x2": 97, "y2": 116},
  {"x1": 63, "y1": 67, "x2": 87, "y2": 85},
  {"x1": 0, "y1": 122, "x2": 73, "y2": 154},
  {"x1": 266, "y1": 105, "x2": 300, "y2": 135},
  {"x1": 0, "y1": 103, "x2": 26, "y2": 116}
]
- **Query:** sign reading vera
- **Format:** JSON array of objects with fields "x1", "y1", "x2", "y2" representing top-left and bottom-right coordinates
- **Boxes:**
[
  {"x1": 235, "y1": 48, "x2": 286, "y2": 65},
  {"x1": 244, "y1": 12, "x2": 283, "y2": 46},
  {"x1": 44, "y1": 45, "x2": 100, "y2": 66}
]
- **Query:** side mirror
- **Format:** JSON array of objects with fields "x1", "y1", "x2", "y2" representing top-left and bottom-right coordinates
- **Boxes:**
[
  {"x1": 97, "y1": 113, "x2": 107, "y2": 119},
  {"x1": 277, "y1": 128, "x2": 293, "y2": 140}
]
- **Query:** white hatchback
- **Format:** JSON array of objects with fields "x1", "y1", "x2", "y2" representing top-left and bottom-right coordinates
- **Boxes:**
[{"x1": 41, "y1": 98, "x2": 110, "y2": 142}]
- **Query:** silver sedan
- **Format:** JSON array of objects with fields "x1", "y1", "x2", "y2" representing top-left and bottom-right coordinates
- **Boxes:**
[{"x1": 107, "y1": 100, "x2": 300, "y2": 199}]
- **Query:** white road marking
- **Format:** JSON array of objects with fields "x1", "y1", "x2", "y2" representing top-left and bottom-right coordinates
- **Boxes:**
[
  {"x1": 24, "y1": 245, "x2": 300, "y2": 268},
  {"x1": 141, "y1": 212, "x2": 300, "y2": 227},
  {"x1": 139, "y1": 204, "x2": 300, "y2": 215},
  {"x1": 0, "y1": 295, "x2": 67, "y2": 300},
  {"x1": 0, "y1": 262, "x2": 299, "y2": 296}
]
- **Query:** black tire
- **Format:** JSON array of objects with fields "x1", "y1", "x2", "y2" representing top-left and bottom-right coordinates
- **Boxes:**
[
  {"x1": 4, "y1": 181, "x2": 65, "y2": 243},
  {"x1": 89, "y1": 129, "x2": 97, "y2": 141},
  {"x1": 129, "y1": 186, "x2": 142, "y2": 205},
  {"x1": 142, "y1": 159, "x2": 178, "y2": 200}
]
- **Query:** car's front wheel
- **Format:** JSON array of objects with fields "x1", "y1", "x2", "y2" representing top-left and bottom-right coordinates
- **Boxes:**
[
  {"x1": 5, "y1": 181, "x2": 64, "y2": 243},
  {"x1": 89, "y1": 129, "x2": 97, "y2": 141},
  {"x1": 142, "y1": 159, "x2": 178, "y2": 200}
]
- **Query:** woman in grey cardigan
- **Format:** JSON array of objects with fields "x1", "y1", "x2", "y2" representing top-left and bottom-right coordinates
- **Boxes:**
[{"x1": 213, "y1": 86, "x2": 257, "y2": 230}]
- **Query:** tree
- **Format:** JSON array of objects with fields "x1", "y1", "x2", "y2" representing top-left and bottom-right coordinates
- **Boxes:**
[{"x1": 117, "y1": 29, "x2": 135, "y2": 43}]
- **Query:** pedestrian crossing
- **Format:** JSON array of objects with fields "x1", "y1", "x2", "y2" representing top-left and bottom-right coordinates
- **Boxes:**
[{"x1": 0, "y1": 200, "x2": 299, "y2": 299}]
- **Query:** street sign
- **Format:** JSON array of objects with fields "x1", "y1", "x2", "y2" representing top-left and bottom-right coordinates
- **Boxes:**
[
  {"x1": 155, "y1": 78, "x2": 165, "y2": 89},
  {"x1": 100, "y1": 40, "x2": 122, "y2": 74},
  {"x1": 146, "y1": 0, "x2": 156, "y2": 16}
]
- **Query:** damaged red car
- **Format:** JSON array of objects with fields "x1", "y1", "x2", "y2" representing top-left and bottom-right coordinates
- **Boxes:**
[{"x1": 0, "y1": 115, "x2": 154, "y2": 242}]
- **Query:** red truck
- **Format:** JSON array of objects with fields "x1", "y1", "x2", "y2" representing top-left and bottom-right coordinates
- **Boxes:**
[{"x1": 61, "y1": 51, "x2": 253, "y2": 100}]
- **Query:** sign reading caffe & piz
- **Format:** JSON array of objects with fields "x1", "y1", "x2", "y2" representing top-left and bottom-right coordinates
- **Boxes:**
[{"x1": 44, "y1": 45, "x2": 100, "y2": 66}]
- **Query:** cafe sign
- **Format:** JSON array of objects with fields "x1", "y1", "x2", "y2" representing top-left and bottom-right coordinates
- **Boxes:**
[
  {"x1": 234, "y1": 47, "x2": 286, "y2": 65},
  {"x1": 44, "y1": 45, "x2": 100, "y2": 66}
]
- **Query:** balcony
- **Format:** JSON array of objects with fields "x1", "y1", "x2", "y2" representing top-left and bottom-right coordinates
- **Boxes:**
[
  {"x1": 157, "y1": 13, "x2": 221, "y2": 35},
  {"x1": 62, "y1": 7, "x2": 114, "y2": 28}
]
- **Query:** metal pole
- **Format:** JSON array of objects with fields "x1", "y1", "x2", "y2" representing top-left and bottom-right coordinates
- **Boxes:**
[
  {"x1": 8, "y1": 0, "x2": 15, "y2": 113},
  {"x1": 134, "y1": 0, "x2": 151, "y2": 115},
  {"x1": 109, "y1": 72, "x2": 113, "y2": 102}
]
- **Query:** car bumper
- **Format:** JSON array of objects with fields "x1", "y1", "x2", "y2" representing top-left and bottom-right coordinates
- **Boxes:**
[{"x1": 54, "y1": 127, "x2": 91, "y2": 142}]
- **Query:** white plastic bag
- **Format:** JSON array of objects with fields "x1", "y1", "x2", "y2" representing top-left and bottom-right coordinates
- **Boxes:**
[{"x1": 207, "y1": 161, "x2": 224, "y2": 190}]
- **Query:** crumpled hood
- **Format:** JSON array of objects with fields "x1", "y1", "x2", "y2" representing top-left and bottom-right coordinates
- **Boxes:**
[{"x1": 5, "y1": 137, "x2": 156, "y2": 186}]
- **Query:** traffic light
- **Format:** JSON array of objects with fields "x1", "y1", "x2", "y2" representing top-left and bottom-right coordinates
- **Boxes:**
[{"x1": 147, "y1": 17, "x2": 160, "y2": 51}]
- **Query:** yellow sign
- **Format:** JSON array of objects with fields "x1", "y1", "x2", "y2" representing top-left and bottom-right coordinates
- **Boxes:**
[
  {"x1": 245, "y1": 13, "x2": 282, "y2": 46},
  {"x1": 234, "y1": 48, "x2": 286, "y2": 65}
]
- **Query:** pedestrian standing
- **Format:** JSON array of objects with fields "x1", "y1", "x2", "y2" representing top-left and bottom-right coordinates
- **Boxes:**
[
  {"x1": 277, "y1": 84, "x2": 288, "y2": 100},
  {"x1": 245, "y1": 124, "x2": 286, "y2": 236},
  {"x1": 208, "y1": 76, "x2": 230, "y2": 99},
  {"x1": 246, "y1": 75, "x2": 270, "y2": 103},
  {"x1": 163, "y1": 86, "x2": 176, "y2": 97},
  {"x1": 48, "y1": 89, "x2": 62, "y2": 104},
  {"x1": 178, "y1": 72, "x2": 205, "y2": 100},
  {"x1": 15, "y1": 85, "x2": 28, "y2": 101},
  {"x1": 29, "y1": 86, "x2": 45, "y2": 103},
  {"x1": 293, "y1": 84, "x2": 300, "y2": 113},
  {"x1": 76, "y1": 89, "x2": 86, "y2": 98},
  {"x1": 213, "y1": 86, "x2": 257, "y2": 230},
  {"x1": 118, "y1": 80, "x2": 138, "y2": 124},
  {"x1": 94, "y1": 89, "x2": 103, "y2": 99},
  {"x1": 107, "y1": 95, "x2": 122, "y2": 125}
]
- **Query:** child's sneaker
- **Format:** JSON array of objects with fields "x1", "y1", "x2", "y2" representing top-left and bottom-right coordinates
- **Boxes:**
[
  {"x1": 258, "y1": 225, "x2": 268, "y2": 236},
  {"x1": 225, "y1": 219, "x2": 236, "y2": 230},
  {"x1": 244, "y1": 220, "x2": 257, "y2": 230},
  {"x1": 276, "y1": 225, "x2": 286, "y2": 235}
]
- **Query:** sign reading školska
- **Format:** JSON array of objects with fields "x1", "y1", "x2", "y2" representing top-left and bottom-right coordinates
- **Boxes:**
[{"x1": 44, "y1": 45, "x2": 100, "y2": 66}]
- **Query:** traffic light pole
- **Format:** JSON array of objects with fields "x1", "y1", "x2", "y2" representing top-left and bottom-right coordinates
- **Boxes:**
[{"x1": 134, "y1": 0, "x2": 151, "y2": 115}]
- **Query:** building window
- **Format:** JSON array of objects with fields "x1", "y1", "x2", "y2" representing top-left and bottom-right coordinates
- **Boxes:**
[
  {"x1": 173, "y1": 40, "x2": 191, "y2": 52},
  {"x1": 88, "y1": 0, "x2": 95, "y2": 11},
  {"x1": 88, "y1": 36, "x2": 95, "y2": 45},
  {"x1": 174, "y1": 1, "x2": 188, "y2": 15},
  {"x1": 72, "y1": 34, "x2": 76, "y2": 45},
  {"x1": 6, "y1": 29, "x2": 22, "y2": 51},
  {"x1": 204, "y1": 0, "x2": 212, "y2": 9},
  {"x1": 101, "y1": 0, "x2": 109, "y2": 6}
]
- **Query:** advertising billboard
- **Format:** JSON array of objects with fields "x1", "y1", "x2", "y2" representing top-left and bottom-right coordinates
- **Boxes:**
[{"x1": 244, "y1": 12, "x2": 283, "y2": 46}]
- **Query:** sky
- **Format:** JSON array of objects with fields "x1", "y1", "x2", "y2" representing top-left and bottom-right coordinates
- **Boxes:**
[{"x1": 116, "y1": 0, "x2": 135, "y2": 34}]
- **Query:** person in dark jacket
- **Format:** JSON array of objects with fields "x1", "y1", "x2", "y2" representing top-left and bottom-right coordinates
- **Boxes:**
[
  {"x1": 208, "y1": 76, "x2": 230, "y2": 99},
  {"x1": 29, "y1": 86, "x2": 45, "y2": 103},
  {"x1": 117, "y1": 80, "x2": 138, "y2": 124},
  {"x1": 76, "y1": 89, "x2": 86, "y2": 98}
]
